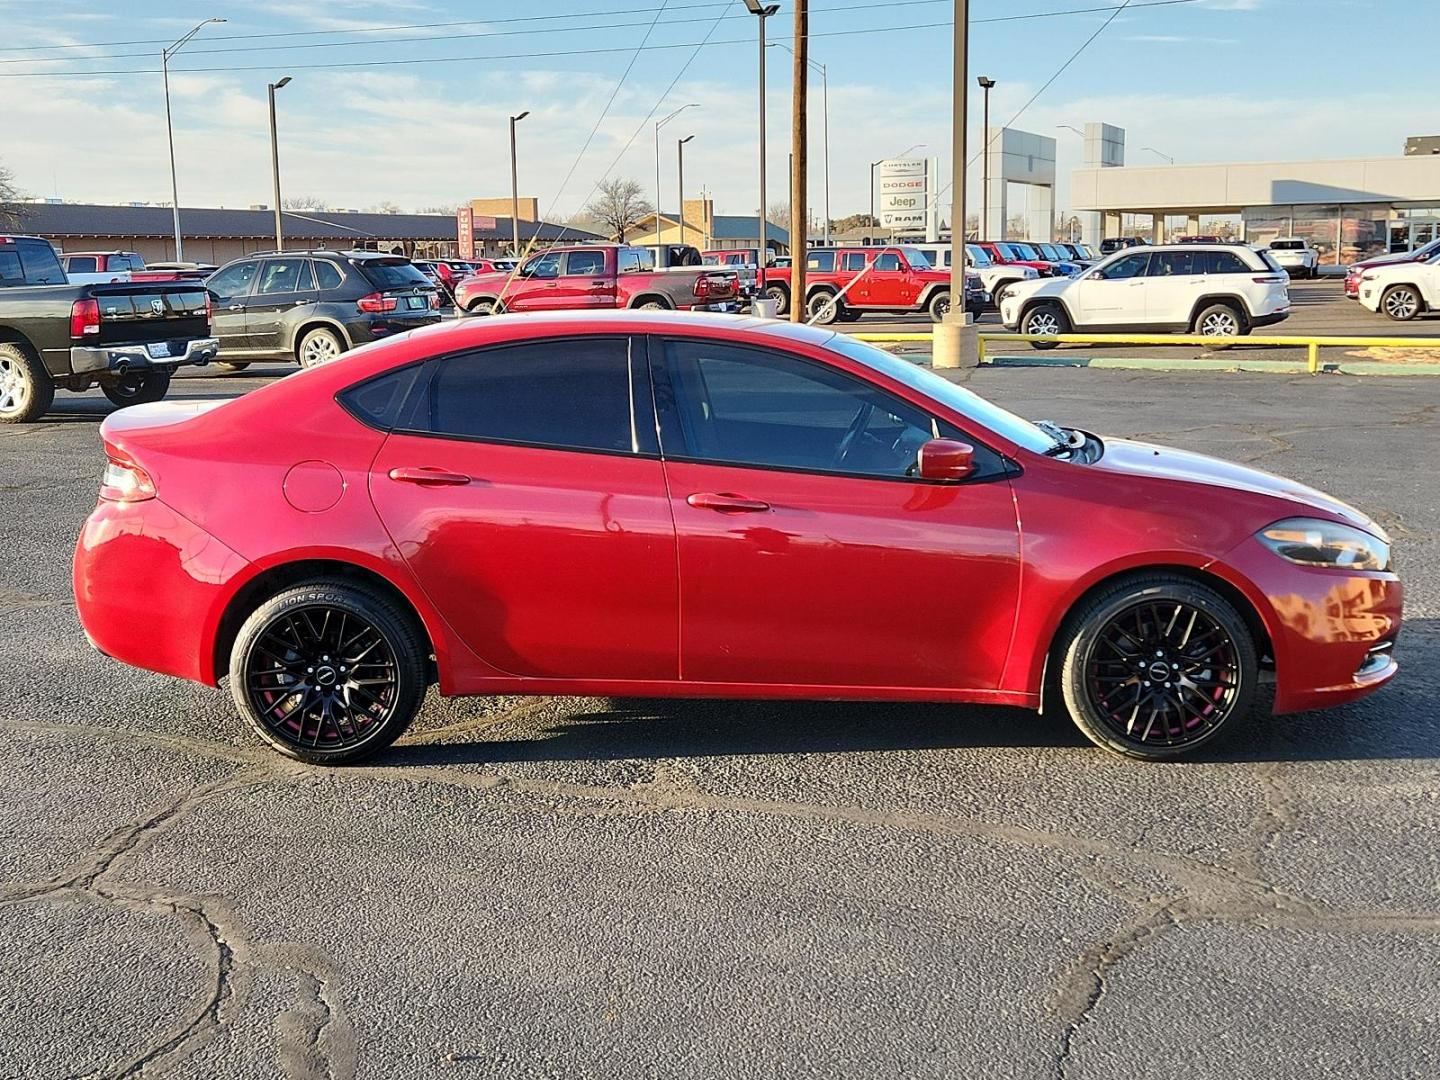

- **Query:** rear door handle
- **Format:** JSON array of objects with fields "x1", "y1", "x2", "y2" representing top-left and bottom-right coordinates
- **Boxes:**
[
  {"x1": 686, "y1": 492, "x2": 770, "y2": 513},
  {"x1": 388, "y1": 467, "x2": 471, "y2": 487}
]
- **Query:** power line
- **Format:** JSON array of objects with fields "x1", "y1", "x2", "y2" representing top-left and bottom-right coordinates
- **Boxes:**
[{"x1": 0, "y1": 2, "x2": 1204, "y2": 78}]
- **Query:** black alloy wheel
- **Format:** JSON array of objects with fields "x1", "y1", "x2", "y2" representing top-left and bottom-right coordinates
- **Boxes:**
[
  {"x1": 1058, "y1": 576, "x2": 1256, "y2": 759},
  {"x1": 229, "y1": 581, "x2": 426, "y2": 764}
]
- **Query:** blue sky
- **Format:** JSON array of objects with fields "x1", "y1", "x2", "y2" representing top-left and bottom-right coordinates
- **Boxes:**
[{"x1": 0, "y1": 0, "x2": 1428, "y2": 224}]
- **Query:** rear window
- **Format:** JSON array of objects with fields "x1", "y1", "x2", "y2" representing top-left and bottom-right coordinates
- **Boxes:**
[
  {"x1": 1270, "y1": 240, "x2": 1303, "y2": 250},
  {"x1": 112, "y1": 253, "x2": 145, "y2": 271},
  {"x1": 356, "y1": 258, "x2": 430, "y2": 289},
  {"x1": 66, "y1": 255, "x2": 99, "y2": 273}
]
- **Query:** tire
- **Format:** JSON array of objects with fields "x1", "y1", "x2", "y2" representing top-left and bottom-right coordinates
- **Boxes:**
[
  {"x1": 764, "y1": 284, "x2": 790, "y2": 316},
  {"x1": 1193, "y1": 302, "x2": 1245, "y2": 338},
  {"x1": 992, "y1": 283, "x2": 1012, "y2": 309},
  {"x1": 101, "y1": 366, "x2": 172, "y2": 408},
  {"x1": 297, "y1": 326, "x2": 345, "y2": 368},
  {"x1": 1020, "y1": 302, "x2": 1069, "y2": 350},
  {"x1": 0, "y1": 341, "x2": 54, "y2": 424},
  {"x1": 636, "y1": 298, "x2": 670, "y2": 311},
  {"x1": 1380, "y1": 284, "x2": 1422, "y2": 322},
  {"x1": 1057, "y1": 574, "x2": 1257, "y2": 760},
  {"x1": 928, "y1": 290, "x2": 952, "y2": 323},
  {"x1": 837, "y1": 309, "x2": 862, "y2": 322},
  {"x1": 806, "y1": 290, "x2": 842, "y2": 325},
  {"x1": 228, "y1": 580, "x2": 428, "y2": 765},
  {"x1": 215, "y1": 361, "x2": 252, "y2": 372},
  {"x1": 466, "y1": 298, "x2": 503, "y2": 316}
]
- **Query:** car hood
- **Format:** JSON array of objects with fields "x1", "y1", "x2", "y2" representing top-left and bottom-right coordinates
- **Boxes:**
[
  {"x1": 1004, "y1": 276, "x2": 1065, "y2": 305},
  {"x1": 1353, "y1": 250, "x2": 1417, "y2": 271},
  {"x1": 1095, "y1": 436, "x2": 1382, "y2": 534}
]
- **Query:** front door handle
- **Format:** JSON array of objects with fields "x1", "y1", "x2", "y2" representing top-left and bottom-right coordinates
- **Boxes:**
[
  {"x1": 686, "y1": 492, "x2": 770, "y2": 513},
  {"x1": 388, "y1": 466, "x2": 471, "y2": 487},
  {"x1": 293, "y1": 298, "x2": 313, "y2": 305},
  {"x1": 227, "y1": 304, "x2": 244, "y2": 311}
]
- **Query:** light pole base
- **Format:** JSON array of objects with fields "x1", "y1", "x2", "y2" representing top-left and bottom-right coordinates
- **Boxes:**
[
  {"x1": 752, "y1": 298, "x2": 780, "y2": 319},
  {"x1": 933, "y1": 312, "x2": 979, "y2": 377}
]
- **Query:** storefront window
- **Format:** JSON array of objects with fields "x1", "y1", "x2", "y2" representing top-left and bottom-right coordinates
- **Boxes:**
[
  {"x1": 1289, "y1": 205, "x2": 1340, "y2": 265},
  {"x1": 1242, "y1": 207, "x2": 1290, "y2": 248},
  {"x1": 1339, "y1": 206, "x2": 1389, "y2": 263}
]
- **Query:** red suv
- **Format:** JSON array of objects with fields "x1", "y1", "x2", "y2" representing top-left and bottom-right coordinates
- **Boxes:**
[
  {"x1": 762, "y1": 246, "x2": 970, "y2": 322},
  {"x1": 974, "y1": 241, "x2": 1056, "y2": 278}
]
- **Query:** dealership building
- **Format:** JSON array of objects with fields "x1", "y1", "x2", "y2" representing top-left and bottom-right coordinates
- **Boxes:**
[{"x1": 1064, "y1": 125, "x2": 1440, "y2": 266}]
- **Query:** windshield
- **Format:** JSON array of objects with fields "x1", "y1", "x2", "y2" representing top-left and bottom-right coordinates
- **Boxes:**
[
  {"x1": 1014, "y1": 243, "x2": 1042, "y2": 260},
  {"x1": 966, "y1": 244, "x2": 993, "y2": 268},
  {"x1": 825, "y1": 335, "x2": 1057, "y2": 455},
  {"x1": 901, "y1": 247, "x2": 932, "y2": 270}
]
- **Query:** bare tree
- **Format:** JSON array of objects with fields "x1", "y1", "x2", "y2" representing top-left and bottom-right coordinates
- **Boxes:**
[
  {"x1": 585, "y1": 178, "x2": 652, "y2": 241},
  {"x1": 364, "y1": 200, "x2": 402, "y2": 215},
  {"x1": 766, "y1": 200, "x2": 789, "y2": 228},
  {"x1": 0, "y1": 162, "x2": 21, "y2": 229},
  {"x1": 1006, "y1": 214, "x2": 1028, "y2": 240},
  {"x1": 282, "y1": 194, "x2": 329, "y2": 211},
  {"x1": 418, "y1": 203, "x2": 458, "y2": 215}
]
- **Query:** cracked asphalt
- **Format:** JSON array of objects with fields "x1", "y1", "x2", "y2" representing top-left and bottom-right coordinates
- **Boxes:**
[{"x1": 1, "y1": 365, "x2": 1437, "y2": 1079}]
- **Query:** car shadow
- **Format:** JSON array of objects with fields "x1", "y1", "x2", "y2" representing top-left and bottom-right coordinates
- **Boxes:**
[{"x1": 382, "y1": 618, "x2": 1436, "y2": 768}]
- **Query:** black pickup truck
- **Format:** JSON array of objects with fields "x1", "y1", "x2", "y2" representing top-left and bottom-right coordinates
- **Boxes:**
[{"x1": 0, "y1": 235, "x2": 219, "y2": 423}]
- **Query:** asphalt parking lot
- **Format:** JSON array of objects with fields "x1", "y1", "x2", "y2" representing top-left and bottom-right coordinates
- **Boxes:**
[{"x1": 2, "y1": 363, "x2": 1437, "y2": 1079}]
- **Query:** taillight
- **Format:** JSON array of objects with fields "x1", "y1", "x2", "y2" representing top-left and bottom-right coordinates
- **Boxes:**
[
  {"x1": 1253, "y1": 275, "x2": 1287, "y2": 284},
  {"x1": 694, "y1": 276, "x2": 711, "y2": 299},
  {"x1": 70, "y1": 298, "x2": 101, "y2": 338},
  {"x1": 357, "y1": 292, "x2": 398, "y2": 314},
  {"x1": 429, "y1": 291, "x2": 441, "y2": 310},
  {"x1": 204, "y1": 291, "x2": 213, "y2": 325},
  {"x1": 99, "y1": 455, "x2": 156, "y2": 502}
]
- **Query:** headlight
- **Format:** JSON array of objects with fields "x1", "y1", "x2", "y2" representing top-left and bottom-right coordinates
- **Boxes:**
[{"x1": 1258, "y1": 517, "x2": 1391, "y2": 572}]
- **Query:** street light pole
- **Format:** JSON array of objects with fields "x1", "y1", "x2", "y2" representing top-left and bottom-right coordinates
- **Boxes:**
[
  {"x1": 977, "y1": 76, "x2": 995, "y2": 240},
  {"x1": 162, "y1": 18, "x2": 225, "y2": 262},
  {"x1": 1142, "y1": 146, "x2": 1175, "y2": 164},
  {"x1": 744, "y1": 1, "x2": 779, "y2": 285},
  {"x1": 509, "y1": 111, "x2": 529, "y2": 257},
  {"x1": 655, "y1": 103, "x2": 700, "y2": 250},
  {"x1": 935, "y1": 0, "x2": 975, "y2": 371},
  {"x1": 267, "y1": 76, "x2": 291, "y2": 250},
  {"x1": 770, "y1": 41, "x2": 829, "y2": 246},
  {"x1": 678, "y1": 135, "x2": 695, "y2": 248}
]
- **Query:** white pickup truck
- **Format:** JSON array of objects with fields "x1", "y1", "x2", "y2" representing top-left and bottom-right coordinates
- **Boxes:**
[{"x1": 1266, "y1": 238, "x2": 1319, "y2": 280}]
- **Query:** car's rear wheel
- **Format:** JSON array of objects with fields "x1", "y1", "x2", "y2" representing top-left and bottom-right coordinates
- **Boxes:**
[
  {"x1": 1057, "y1": 575, "x2": 1257, "y2": 760},
  {"x1": 807, "y1": 290, "x2": 842, "y2": 325},
  {"x1": 0, "y1": 342, "x2": 54, "y2": 424},
  {"x1": 637, "y1": 298, "x2": 670, "y2": 311},
  {"x1": 215, "y1": 361, "x2": 251, "y2": 372},
  {"x1": 928, "y1": 290, "x2": 952, "y2": 323},
  {"x1": 1194, "y1": 303, "x2": 1244, "y2": 337},
  {"x1": 1380, "y1": 284, "x2": 1422, "y2": 321},
  {"x1": 298, "y1": 327, "x2": 345, "y2": 368},
  {"x1": 764, "y1": 284, "x2": 790, "y2": 316},
  {"x1": 101, "y1": 366, "x2": 173, "y2": 408},
  {"x1": 229, "y1": 581, "x2": 427, "y2": 765},
  {"x1": 1021, "y1": 302, "x2": 1068, "y2": 350}
]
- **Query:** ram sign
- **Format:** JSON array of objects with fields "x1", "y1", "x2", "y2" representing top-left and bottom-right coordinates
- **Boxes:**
[{"x1": 876, "y1": 158, "x2": 936, "y2": 236}]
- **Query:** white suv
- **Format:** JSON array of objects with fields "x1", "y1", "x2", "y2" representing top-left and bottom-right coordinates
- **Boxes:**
[
  {"x1": 1001, "y1": 244, "x2": 1291, "y2": 346},
  {"x1": 1267, "y1": 238, "x2": 1320, "y2": 279},
  {"x1": 1356, "y1": 253, "x2": 1440, "y2": 321}
]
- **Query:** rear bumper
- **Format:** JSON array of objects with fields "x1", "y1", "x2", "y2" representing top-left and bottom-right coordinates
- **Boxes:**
[
  {"x1": 74, "y1": 497, "x2": 250, "y2": 686},
  {"x1": 685, "y1": 300, "x2": 743, "y2": 313},
  {"x1": 71, "y1": 336, "x2": 219, "y2": 376},
  {"x1": 1249, "y1": 310, "x2": 1290, "y2": 328}
]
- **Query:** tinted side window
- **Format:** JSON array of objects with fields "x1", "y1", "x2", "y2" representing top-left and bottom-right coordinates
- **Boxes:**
[
  {"x1": 807, "y1": 251, "x2": 835, "y2": 272},
  {"x1": 0, "y1": 250, "x2": 23, "y2": 285},
  {"x1": 312, "y1": 260, "x2": 344, "y2": 290},
  {"x1": 565, "y1": 249, "x2": 606, "y2": 276},
  {"x1": 18, "y1": 240, "x2": 65, "y2": 284},
  {"x1": 338, "y1": 365, "x2": 423, "y2": 430},
  {"x1": 67, "y1": 256, "x2": 99, "y2": 273},
  {"x1": 661, "y1": 340, "x2": 950, "y2": 480},
  {"x1": 1103, "y1": 252, "x2": 1151, "y2": 280},
  {"x1": 1148, "y1": 251, "x2": 1199, "y2": 277},
  {"x1": 840, "y1": 251, "x2": 866, "y2": 272},
  {"x1": 208, "y1": 261, "x2": 257, "y2": 297},
  {"x1": 1206, "y1": 251, "x2": 1250, "y2": 274},
  {"x1": 257, "y1": 259, "x2": 304, "y2": 294},
  {"x1": 425, "y1": 339, "x2": 636, "y2": 454},
  {"x1": 875, "y1": 252, "x2": 902, "y2": 272}
]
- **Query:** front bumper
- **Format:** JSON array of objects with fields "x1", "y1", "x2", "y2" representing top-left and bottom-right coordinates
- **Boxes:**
[{"x1": 71, "y1": 336, "x2": 220, "y2": 377}]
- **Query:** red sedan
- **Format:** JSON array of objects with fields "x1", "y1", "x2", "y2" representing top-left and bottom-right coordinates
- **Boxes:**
[{"x1": 74, "y1": 313, "x2": 1401, "y2": 764}]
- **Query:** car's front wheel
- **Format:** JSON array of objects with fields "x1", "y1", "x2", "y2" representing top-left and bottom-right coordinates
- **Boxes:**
[
  {"x1": 1021, "y1": 302, "x2": 1069, "y2": 350},
  {"x1": 1380, "y1": 284, "x2": 1422, "y2": 321},
  {"x1": 1057, "y1": 575, "x2": 1257, "y2": 760},
  {"x1": 228, "y1": 580, "x2": 428, "y2": 765},
  {"x1": 101, "y1": 366, "x2": 173, "y2": 408},
  {"x1": 927, "y1": 290, "x2": 952, "y2": 323}
]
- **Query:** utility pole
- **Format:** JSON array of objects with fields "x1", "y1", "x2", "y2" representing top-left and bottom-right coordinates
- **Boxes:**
[
  {"x1": 978, "y1": 76, "x2": 995, "y2": 240},
  {"x1": 509, "y1": 111, "x2": 529, "y2": 257},
  {"x1": 162, "y1": 18, "x2": 225, "y2": 261},
  {"x1": 743, "y1": 1, "x2": 778, "y2": 289},
  {"x1": 934, "y1": 0, "x2": 976, "y2": 371},
  {"x1": 789, "y1": 0, "x2": 808, "y2": 321},
  {"x1": 267, "y1": 77, "x2": 291, "y2": 251}
]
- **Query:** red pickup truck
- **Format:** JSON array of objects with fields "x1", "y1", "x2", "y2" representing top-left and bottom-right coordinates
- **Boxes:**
[
  {"x1": 759, "y1": 246, "x2": 977, "y2": 323},
  {"x1": 60, "y1": 251, "x2": 213, "y2": 285},
  {"x1": 454, "y1": 245, "x2": 741, "y2": 315}
]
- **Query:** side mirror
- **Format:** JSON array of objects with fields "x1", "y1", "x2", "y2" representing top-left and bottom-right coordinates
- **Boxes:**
[
  {"x1": 917, "y1": 438, "x2": 975, "y2": 482},
  {"x1": 1089, "y1": 268, "x2": 1106, "y2": 280}
]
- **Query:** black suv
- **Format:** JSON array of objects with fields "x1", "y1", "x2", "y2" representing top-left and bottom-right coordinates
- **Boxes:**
[
  {"x1": 1099, "y1": 236, "x2": 1148, "y2": 255},
  {"x1": 206, "y1": 250, "x2": 441, "y2": 370}
]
